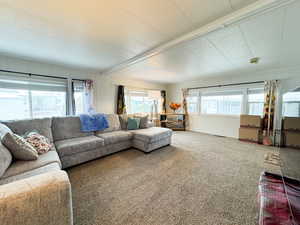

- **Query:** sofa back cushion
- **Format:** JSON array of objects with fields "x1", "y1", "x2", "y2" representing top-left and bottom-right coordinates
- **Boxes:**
[
  {"x1": 95, "y1": 114, "x2": 121, "y2": 134},
  {"x1": 52, "y1": 116, "x2": 93, "y2": 141},
  {"x1": 3, "y1": 118, "x2": 53, "y2": 143}
]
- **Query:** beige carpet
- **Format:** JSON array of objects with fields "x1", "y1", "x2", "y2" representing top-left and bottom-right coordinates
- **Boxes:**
[{"x1": 67, "y1": 131, "x2": 278, "y2": 225}]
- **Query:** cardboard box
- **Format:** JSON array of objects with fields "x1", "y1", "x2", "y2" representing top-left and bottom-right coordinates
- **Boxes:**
[
  {"x1": 284, "y1": 131, "x2": 300, "y2": 149},
  {"x1": 239, "y1": 127, "x2": 262, "y2": 143},
  {"x1": 240, "y1": 115, "x2": 262, "y2": 128},
  {"x1": 283, "y1": 117, "x2": 300, "y2": 131}
]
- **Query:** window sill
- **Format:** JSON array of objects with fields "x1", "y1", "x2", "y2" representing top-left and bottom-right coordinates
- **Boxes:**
[{"x1": 190, "y1": 113, "x2": 241, "y2": 118}]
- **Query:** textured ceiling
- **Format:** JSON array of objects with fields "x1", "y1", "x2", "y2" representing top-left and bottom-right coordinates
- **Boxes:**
[
  {"x1": 108, "y1": 0, "x2": 300, "y2": 83},
  {"x1": 0, "y1": 0, "x2": 256, "y2": 72}
]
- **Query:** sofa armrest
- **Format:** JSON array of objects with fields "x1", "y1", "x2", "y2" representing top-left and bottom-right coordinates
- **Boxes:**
[{"x1": 0, "y1": 170, "x2": 73, "y2": 225}]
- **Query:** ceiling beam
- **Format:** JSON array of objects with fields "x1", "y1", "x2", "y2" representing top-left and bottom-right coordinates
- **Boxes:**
[{"x1": 101, "y1": 0, "x2": 296, "y2": 76}]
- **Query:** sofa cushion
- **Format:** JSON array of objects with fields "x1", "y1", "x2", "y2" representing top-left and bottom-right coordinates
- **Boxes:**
[
  {"x1": 2, "y1": 149, "x2": 61, "y2": 179},
  {"x1": 55, "y1": 136, "x2": 104, "y2": 157},
  {"x1": 52, "y1": 116, "x2": 93, "y2": 141},
  {"x1": 96, "y1": 114, "x2": 121, "y2": 134},
  {"x1": 0, "y1": 143, "x2": 12, "y2": 178},
  {"x1": 3, "y1": 118, "x2": 54, "y2": 143},
  {"x1": 130, "y1": 127, "x2": 172, "y2": 143},
  {"x1": 95, "y1": 131, "x2": 133, "y2": 145},
  {"x1": 0, "y1": 162, "x2": 60, "y2": 185}
]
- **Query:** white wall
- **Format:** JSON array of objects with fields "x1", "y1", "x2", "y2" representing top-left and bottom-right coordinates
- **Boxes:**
[
  {"x1": 167, "y1": 66, "x2": 300, "y2": 138},
  {"x1": 0, "y1": 55, "x2": 98, "y2": 80}
]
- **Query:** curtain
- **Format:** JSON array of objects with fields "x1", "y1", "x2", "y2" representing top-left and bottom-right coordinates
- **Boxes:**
[
  {"x1": 84, "y1": 80, "x2": 95, "y2": 114},
  {"x1": 71, "y1": 81, "x2": 76, "y2": 115},
  {"x1": 161, "y1": 90, "x2": 166, "y2": 113},
  {"x1": 263, "y1": 80, "x2": 278, "y2": 145},
  {"x1": 117, "y1": 85, "x2": 126, "y2": 114},
  {"x1": 182, "y1": 88, "x2": 189, "y2": 130}
]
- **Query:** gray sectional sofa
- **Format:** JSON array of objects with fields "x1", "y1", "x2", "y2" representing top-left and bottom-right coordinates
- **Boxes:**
[{"x1": 0, "y1": 114, "x2": 172, "y2": 225}]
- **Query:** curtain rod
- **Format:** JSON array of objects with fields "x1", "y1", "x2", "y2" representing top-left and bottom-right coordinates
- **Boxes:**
[
  {"x1": 187, "y1": 81, "x2": 264, "y2": 90},
  {"x1": 0, "y1": 69, "x2": 86, "y2": 82}
]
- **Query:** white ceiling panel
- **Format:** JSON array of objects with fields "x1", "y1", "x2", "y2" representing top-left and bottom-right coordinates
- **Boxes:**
[
  {"x1": 239, "y1": 6, "x2": 285, "y2": 63},
  {"x1": 229, "y1": 0, "x2": 258, "y2": 10},
  {"x1": 115, "y1": 0, "x2": 195, "y2": 40},
  {"x1": 206, "y1": 25, "x2": 252, "y2": 63},
  {"x1": 173, "y1": 0, "x2": 233, "y2": 28},
  {"x1": 281, "y1": 0, "x2": 300, "y2": 67}
]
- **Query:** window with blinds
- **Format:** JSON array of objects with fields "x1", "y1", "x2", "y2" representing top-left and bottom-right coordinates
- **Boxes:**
[
  {"x1": 0, "y1": 72, "x2": 68, "y2": 120},
  {"x1": 200, "y1": 90, "x2": 243, "y2": 115},
  {"x1": 282, "y1": 90, "x2": 300, "y2": 117},
  {"x1": 187, "y1": 90, "x2": 199, "y2": 114},
  {"x1": 72, "y1": 80, "x2": 85, "y2": 115},
  {"x1": 247, "y1": 88, "x2": 264, "y2": 116}
]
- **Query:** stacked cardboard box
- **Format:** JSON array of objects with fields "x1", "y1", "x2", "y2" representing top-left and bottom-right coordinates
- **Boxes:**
[
  {"x1": 239, "y1": 115, "x2": 262, "y2": 143},
  {"x1": 282, "y1": 117, "x2": 300, "y2": 149}
]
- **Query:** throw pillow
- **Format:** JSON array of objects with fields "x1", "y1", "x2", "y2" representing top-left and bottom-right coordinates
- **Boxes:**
[
  {"x1": 119, "y1": 114, "x2": 128, "y2": 130},
  {"x1": 2, "y1": 133, "x2": 38, "y2": 160},
  {"x1": 24, "y1": 131, "x2": 52, "y2": 155},
  {"x1": 0, "y1": 123, "x2": 12, "y2": 139},
  {"x1": 103, "y1": 114, "x2": 121, "y2": 132},
  {"x1": 0, "y1": 143, "x2": 12, "y2": 178},
  {"x1": 127, "y1": 117, "x2": 141, "y2": 130},
  {"x1": 135, "y1": 115, "x2": 149, "y2": 129}
]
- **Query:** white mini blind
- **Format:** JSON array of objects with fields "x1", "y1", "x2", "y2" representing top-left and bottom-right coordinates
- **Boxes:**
[
  {"x1": 201, "y1": 90, "x2": 243, "y2": 97},
  {"x1": 0, "y1": 72, "x2": 67, "y2": 92}
]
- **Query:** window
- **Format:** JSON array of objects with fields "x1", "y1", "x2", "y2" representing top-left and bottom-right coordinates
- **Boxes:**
[
  {"x1": 0, "y1": 73, "x2": 67, "y2": 120},
  {"x1": 187, "y1": 90, "x2": 199, "y2": 114},
  {"x1": 125, "y1": 89, "x2": 162, "y2": 115},
  {"x1": 201, "y1": 92, "x2": 243, "y2": 115},
  {"x1": 282, "y1": 91, "x2": 300, "y2": 117},
  {"x1": 187, "y1": 96, "x2": 199, "y2": 114},
  {"x1": 72, "y1": 80, "x2": 85, "y2": 115},
  {"x1": 31, "y1": 91, "x2": 66, "y2": 118},
  {"x1": 247, "y1": 88, "x2": 264, "y2": 116},
  {"x1": 0, "y1": 88, "x2": 30, "y2": 120}
]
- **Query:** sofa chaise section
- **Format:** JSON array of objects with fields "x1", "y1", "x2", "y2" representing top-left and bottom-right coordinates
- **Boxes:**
[{"x1": 130, "y1": 127, "x2": 172, "y2": 152}]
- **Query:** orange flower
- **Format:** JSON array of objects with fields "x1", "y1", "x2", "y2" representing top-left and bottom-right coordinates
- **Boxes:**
[{"x1": 169, "y1": 102, "x2": 181, "y2": 110}]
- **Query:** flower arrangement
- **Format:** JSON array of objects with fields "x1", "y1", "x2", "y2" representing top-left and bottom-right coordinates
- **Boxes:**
[{"x1": 169, "y1": 102, "x2": 181, "y2": 113}]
